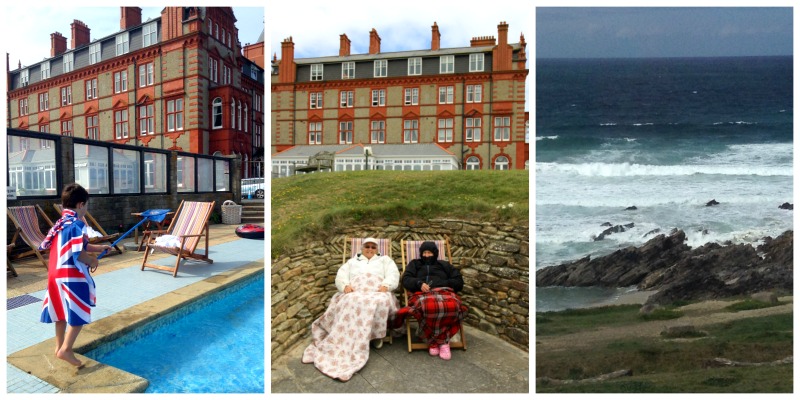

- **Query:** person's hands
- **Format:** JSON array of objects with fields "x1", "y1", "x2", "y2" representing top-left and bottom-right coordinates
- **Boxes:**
[
  {"x1": 88, "y1": 257, "x2": 99, "y2": 270},
  {"x1": 421, "y1": 283, "x2": 431, "y2": 292},
  {"x1": 378, "y1": 285, "x2": 388, "y2": 292},
  {"x1": 344, "y1": 285, "x2": 354, "y2": 294}
]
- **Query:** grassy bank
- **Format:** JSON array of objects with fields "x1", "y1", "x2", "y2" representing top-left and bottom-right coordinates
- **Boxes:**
[
  {"x1": 536, "y1": 302, "x2": 793, "y2": 392},
  {"x1": 271, "y1": 170, "x2": 529, "y2": 258}
]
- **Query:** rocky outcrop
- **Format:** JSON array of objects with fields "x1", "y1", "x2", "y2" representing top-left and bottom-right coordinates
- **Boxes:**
[
  {"x1": 593, "y1": 222, "x2": 634, "y2": 241},
  {"x1": 537, "y1": 230, "x2": 793, "y2": 305},
  {"x1": 778, "y1": 202, "x2": 793, "y2": 210},
  {"x1": 706, "y1": 199, "x2": 720, "y2": 206}
]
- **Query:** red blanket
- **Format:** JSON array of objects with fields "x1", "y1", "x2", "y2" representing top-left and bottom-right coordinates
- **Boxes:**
[{"x1": 403, "y1": 288, "x2": 467, "y2": 345}]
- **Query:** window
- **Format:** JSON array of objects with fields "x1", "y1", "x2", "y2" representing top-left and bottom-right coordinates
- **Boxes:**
[
  {"x1": 469, "y1": 54, "x2": 484, "y2": 72},
  {"x1": 338, "y1": 121, "x2": 353, "y2": 144},
  {"x1": 438, "y1": 86, "x2": 454, "y2": 104},
  {"x1": 404, "y1": 88, "x2": 419, "y2": 105},
  {"x1": 228, "y1": 32, "x2": 232, "y2": 48},
  {"x1": 342, "y1": 62, "x2": 354, "y2": 79},
  {"x1": 230, "y1": 100, "x2": 235, "y2": 129},
  {"x1": 494, "y1": 116, "x2": 511, "y2": 141},
  {"x1": 494, "y1": 155, "x2": 509, "y2": 170},
  {"x1": 226, "y1": 65, "x2": 232, "y2": 84},
  {"x1": 237, "y1": 100, "x2": 242, "y2": 130},
  {"x1": 207, "y1": 17, "x2": 212, "y2": 34},
  {"x1": 309, "y1": 121, "x2": 322, "y2": 144},
  {"x1": 208, "y1": 58, "x2": 218, "y2": 83},
  {"x1": 244, "y1": 105, "x2": 248, "y2": 133},
  {"x1": 254, "y1": 123, "x2": 262, "y2": 149},
  {"x1": 61, "y1": 120, "x2": 73, "y2": 137},
  {"x1": 86, "y1": 78, "x2": 97, "y2": 100},
  {"x1": 167, "y1": 98, "x2": 183, "y2": 132},
  {"x1": 176, "y1": 155, "x2": 195, "y2": 192},
  {"x1": 467, "y1": 84, "x2": 482, "y2": 103},
  {"x1": 466, "y1": 156, "x2": 480, "y2": 170},
  {"x1": 143, "y1": 22, "x2": 158, "y2": 47},
  {"x1": 38, "y1": 92, "x2": 49, "y2": 111},
  {"x1": 466, "y1": 117, "x2": 482, "y2": 142},
  {"x1": 90, "y1": 43, "x2": 101, "y2": 64},
  {"x1": 340, "y1": 91, "x2": 354, "y2": 108},
  {"x1": 310, "y1": 92, "x2": 323, "y2": 109},
  {"x1": 115, "y1": 109, "x2": 129, "y2": 139},
  {"x1": 250, "y1": 68, "x2": 258, "y2": 80},
  {"x1": 408, "y1": 57, "x2": 421, "y2": 75},
  {"x1": 212, "y1": 97, "x2": 222, "y2": 129},
  {"x1": 215, "y1": 23, "x2": 219, "y2": 40},
  {"x1": 370, "y1": 121, "x2": 385, "y2": 143},
  {"x1": 311, "y1": 64, "x2": 323, "y2": 81},
  {"x1": 371, "y1": 89, "x2": 385, "y2": 107},
  {"x1": 437, "y1": 118, "x2": 454, "y2": 142},
  {"x1": 253, "y1": 93, "x2": 262, "y2": 112},
  {"x1": 139, "y1": 63, "x2": 154, "y2": 87},
  {"x1": 86, "y1": 115, "x2": 99, "y2": 140},
  {"x1": 403, "y1": 120, "x2": 419, "y2": 143},
  {"x1": 116, "y1": 32, "x2": 129, "y2": 56},
  {"x1": 41, "y1": 61, "x2": 50, "y2": 80},
  {"x1": 373, "y1": 60, "x2": 387, "y2": 77},
  {"x1": 20, "y1": 69, "x2": 29, "y2": 86},
  {"x1": 63, "y1": 53, "x2": 74, "y2": 73},
  {"x1": 222, "y1": 28, "x2": 226, "y2": 45},
  {"x1": 19, "y1": 98, "x2": 28, "y2": 116},
  {"x1": 61, "y1": 86, "x2": 72, "y2": 106},
  {"x1": 139, "y1": 104, "x2": 154, "y2": 135},
  {"x1": 114, "y1": 70, "x2": 128, "y2": 93},
  {"x1": 440, "y1": 55, "x2": 454, "y2": 73}
]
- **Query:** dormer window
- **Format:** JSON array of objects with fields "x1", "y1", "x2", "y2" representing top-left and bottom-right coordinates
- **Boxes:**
[{"x1": 116, "y1": 32, "x2": 129, "y2": 56}]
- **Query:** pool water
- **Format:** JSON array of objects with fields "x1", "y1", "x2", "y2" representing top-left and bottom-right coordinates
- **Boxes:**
[{"x1": 86, "y1": 273, "x2": 265, "y2": 393}]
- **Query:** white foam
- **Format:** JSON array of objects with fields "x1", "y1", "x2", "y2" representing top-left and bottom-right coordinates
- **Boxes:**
[
  {"x1": 536, "y1": 162, "x2": 792, "y2": 177},
  {"x1": 536, "y1": 135, "x2": 559, "y2": 141}
]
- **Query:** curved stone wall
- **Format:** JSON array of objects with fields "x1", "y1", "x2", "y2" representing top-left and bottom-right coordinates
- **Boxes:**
[{"x1": 270, "y1": 218, "x2": 529, "y2": 361}]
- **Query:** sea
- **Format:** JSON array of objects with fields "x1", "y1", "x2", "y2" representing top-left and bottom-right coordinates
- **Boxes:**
[{"x1": 535, "y1": 56, "x2": 793, "y2": 312}]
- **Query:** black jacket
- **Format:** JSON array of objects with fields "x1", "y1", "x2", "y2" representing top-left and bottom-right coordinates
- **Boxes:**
[{"x1": 402, "y1": 258, "x2": 464, "y2": 293}]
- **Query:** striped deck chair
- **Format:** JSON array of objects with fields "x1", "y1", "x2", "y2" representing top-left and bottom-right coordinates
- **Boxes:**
[
  {"x1": 53, "y1": 204, "x2": 122, "y2": 255},
  {"x1": 7, "y1": 243, "x2": 18, "y2": 277},
  {"x1": 140, "y1": 201, "x2": 215, "y2": 277},
  {"x1": 343, "y1": 237, "x2": 394, "y2": 346},
  {"x1": 7, "y1": 205, "x2": 53, "y2": 269},
  {"x1": 400, "y1": 237, "x2": 467, "y2": 352}
]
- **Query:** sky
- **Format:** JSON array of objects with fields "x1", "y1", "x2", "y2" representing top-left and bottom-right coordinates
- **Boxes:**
[
  {"x1": 537, "y1": 7, "x2": 793, "y2": 59},
  {"x1": 269, "y1": 0, "x2": 531, "y2": 61},
  {"x1": 2, "y1": 3, "x2": 265, "y2": 71}
]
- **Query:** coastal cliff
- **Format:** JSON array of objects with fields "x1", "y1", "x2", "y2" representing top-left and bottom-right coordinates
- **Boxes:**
[{"x1": 536, "y1": 230, "x2": 793, "y2": 305}]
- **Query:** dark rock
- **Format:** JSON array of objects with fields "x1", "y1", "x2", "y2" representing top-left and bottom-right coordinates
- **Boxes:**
[
  {"x1": 625, "y1": 206, "x2": 638, "y2": 210},
  {"x1": 644, "y1": 228, "x2": 661, "y2": 237},
  {"x1": 779, "y1": 202, "x2": 793, "y2": 210},
  {"x1": 706, "y1": 199, "x2": 720, "y2": 206},
  {"x1": 594, "y1": 223, "x2": 635, "y2": 241},
  {"x1": 601, "y1": 222, "x2": 613, "y2": 227}
]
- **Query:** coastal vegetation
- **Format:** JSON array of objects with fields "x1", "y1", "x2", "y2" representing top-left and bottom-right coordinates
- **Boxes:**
[{"x1": 271, "y1": 170, "x2": 529, "y2": 258}]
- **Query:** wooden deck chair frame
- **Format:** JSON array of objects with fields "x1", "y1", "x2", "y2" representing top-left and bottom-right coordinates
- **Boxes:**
[
  {"x1": 7, "y1": 243, "x2": 18, "y2": 277},
  {"x1": 140, "y1": 200, "x2": 215, "y2": 277},
  {"x1": 400, "y1": 237, "x2": 467, "y2": 352},
  {"x1": 343, "y1": 237, "x2": 394, "y2": 346},
  {"x1": 7, "y1": 205, "x2": 54, "y2": 269},
  {"x1": 53, "y1": 204, "x2": 122, "y2": 255}
]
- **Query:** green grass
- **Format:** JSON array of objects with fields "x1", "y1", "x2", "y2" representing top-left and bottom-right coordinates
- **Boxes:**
[
  {"x1": 725, "y1": 299, "x2": 781, "y2": 312},
  {"x1": 536, "y1": 304, "x2": 642, "y2": 336},
  {"x1": 271, "y1": 170, "x2": 529, "y2": 258}
]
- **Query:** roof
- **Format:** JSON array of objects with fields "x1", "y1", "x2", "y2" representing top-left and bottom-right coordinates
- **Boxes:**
[
  {"x1": 294, "y1": 43, "x2": 523, "y2": 65},
  {"x1": 273, "y1": 143, "x2": 457, "y2": 158}
]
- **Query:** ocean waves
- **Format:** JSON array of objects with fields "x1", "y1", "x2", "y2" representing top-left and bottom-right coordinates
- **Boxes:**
[{"x1": 536, "y1": 161, "x2": 792, "y2": 177}]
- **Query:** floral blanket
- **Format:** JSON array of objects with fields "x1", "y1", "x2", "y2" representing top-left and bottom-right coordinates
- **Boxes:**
[{"x1": 302, "y1": 273, "x2": 399, "y2": 381}]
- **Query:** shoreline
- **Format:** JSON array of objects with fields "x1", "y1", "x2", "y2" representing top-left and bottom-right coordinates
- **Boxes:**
[{"x1": 585, "y1": 289, "x2": 658, "y2": 309}]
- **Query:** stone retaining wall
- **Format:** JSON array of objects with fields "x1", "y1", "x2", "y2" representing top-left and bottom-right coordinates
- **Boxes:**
[{"x1": 271, "y1": 218, "x2": 529, "y2": 361}]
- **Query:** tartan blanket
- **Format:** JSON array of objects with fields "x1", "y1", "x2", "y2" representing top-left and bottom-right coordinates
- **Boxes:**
[
  {"x1": 403, "y1": 288, "x2": 467, "y2": 345},
  {"x1": 302, "y1": 273, "x2": 399, "y2": 381}
]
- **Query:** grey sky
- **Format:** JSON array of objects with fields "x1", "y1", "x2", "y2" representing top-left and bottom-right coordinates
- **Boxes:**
[{"x1": 537, "y1": 7, "x2": 792, "y2": 58}]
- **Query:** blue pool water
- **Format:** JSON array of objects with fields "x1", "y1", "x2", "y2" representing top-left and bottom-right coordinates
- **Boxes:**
[{"x1": 86, "y1": 273, "x2": 265, "y2": 393}]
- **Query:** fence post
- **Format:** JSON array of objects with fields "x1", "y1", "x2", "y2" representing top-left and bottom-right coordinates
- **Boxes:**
[
  {"x1": 230, "y1": 155, "x2": 242, "y2": 200},
  {"x1": 60, "y1": 136, "x2": 75, "y2": 186}
]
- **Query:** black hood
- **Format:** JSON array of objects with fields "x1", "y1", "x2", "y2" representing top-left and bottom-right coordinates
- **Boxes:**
[{"x1": 419, "y1": 241, "x2": 439, "y2": 263}]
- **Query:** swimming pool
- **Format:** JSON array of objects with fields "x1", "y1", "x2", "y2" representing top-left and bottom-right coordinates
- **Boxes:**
[{"x1": 86, "y1": 272, "x2": 264, "y2": 393}]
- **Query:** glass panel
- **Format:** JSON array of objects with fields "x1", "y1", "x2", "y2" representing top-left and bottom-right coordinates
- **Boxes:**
[
  {"x1": 198, "y1": 158, "x2": 214, "y2": 192},
  {"x1": 143, "y1": 152, "x2": 168, "y2": 193},
  {"x1": 177, "y1": 155, "x2": 196, "y2": 193},
  {"x1": 215, "y1": 159, "x2": 230, "y2": 191},
  {"x1": 74, "y1": 143, "x2": 109, "y2": 195},
  {"x1": 7, "y1": 135, "x2": 58, "y2": 197},
  {"x1": 112, "y1": 148, "x2": 140, "y2": 194}
]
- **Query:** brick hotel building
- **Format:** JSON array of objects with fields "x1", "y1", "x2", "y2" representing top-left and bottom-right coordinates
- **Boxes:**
[
  {"x1": 6, "y1": 6, "x2": 265, "y2": 177},
  {"x1": 271, "y1": 21, "x2": 528, "y2": 173}
]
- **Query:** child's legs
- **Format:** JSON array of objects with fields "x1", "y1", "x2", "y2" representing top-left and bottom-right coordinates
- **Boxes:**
[
  {"x1": 55, "y1": 321, "x2": 67, "y2": 353},
  {"x1": 55, "y1": 324, "x2": 84, "y2": 367}
]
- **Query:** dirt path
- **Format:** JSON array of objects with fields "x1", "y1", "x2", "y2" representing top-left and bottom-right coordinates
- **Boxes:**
[{"x1": 537, "y1": 296, "x2": 793, "y2": 353}]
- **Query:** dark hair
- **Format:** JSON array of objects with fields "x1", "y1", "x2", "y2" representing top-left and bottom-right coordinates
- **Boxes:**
[{"x1": 61, "y1": 183, "x2": 89, "y2": 209}]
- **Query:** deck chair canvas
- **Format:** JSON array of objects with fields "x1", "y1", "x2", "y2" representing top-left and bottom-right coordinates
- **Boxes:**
[
  {"x1": 400, "y1": 238, "x2": 467, "y2": 352},
  {"x1": 343, "y1": 237, "x2": 394, "y2": 346},
  {"x1": 140, "y1": 201, "x2": 215, "y2": 277},
  {"x1": 7, "y1": 205, "x2": 54, "y2": 269},
  {"x1": 53, "y1": 204, "x2": 122, "y2": 255}
]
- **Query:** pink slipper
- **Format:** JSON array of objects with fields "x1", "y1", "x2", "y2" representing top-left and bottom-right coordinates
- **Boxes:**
[
  {"x1": 428, "y1": 343, "x2": 439, "y2": 356},
  {"x1": 439, "y1": 343, "x2": 451, "y2": 360}
]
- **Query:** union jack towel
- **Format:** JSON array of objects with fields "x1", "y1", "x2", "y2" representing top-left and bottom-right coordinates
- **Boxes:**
[{"x1": 39, "y1": 209, "x2": 96, "y2": 326}]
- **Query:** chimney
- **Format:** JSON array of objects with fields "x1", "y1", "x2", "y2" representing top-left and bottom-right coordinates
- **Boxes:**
[
  {"x1": 51, "y1": 32, "x2": 67, "y2": 57},
  {"x1": 369, "y1": 28, "x2": 381, "y2": 55},
  {"x1": 498, "y1": 21, "x2": 509, "y2": 47},
  {"x1": 492, "y1": 21, "x2": 512, "y2": 72},
  {"x1": 431, "y1": 22, "x2": 440, "y2": 51},
  {"x1": 71, "y1": 20, "x2": 91, "y2": 49},
  {"x1": 470, "y1": 36, "x2": 495, "y2": 47},
  {"x1": 339, "y1": 34, "x2": 351, "y2": 57},
  {"x1": 121, "y1": 6, "x2": 142, "y2": 30},
  {"x1": 279, "y1": 37, "x2": 296, "y2": 83}
]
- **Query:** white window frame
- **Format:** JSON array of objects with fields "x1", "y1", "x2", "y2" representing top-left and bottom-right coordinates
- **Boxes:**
[
  {"x1": 308, "y1": 121, "x2": 322, "y2": 144},
  {"x1": 338, "y1": 121, "x2": 353, "y2": 144},
  {"x1": 116, "y1": 32, "x2": 130, "y2": 56},
  {"x1": 114, "y1": 70, "x2": 128, "y2": 93},
  {"x1": 89, "y1": 43, "x2": 101, "y2": 64},
  {"x1": 494, "y1": 156, "x2": 509, "y2": 170},
  {"x1": 403, "y1": 120, "x2": 419, "y2": 143},
  {"x1": 86, "y1": 78, "x2": 97, "y2": 100},
  {"x1": 408, "y1": 57, "x2": 421, "y2": 75},
  {"x1": 340, "y1": 91, "x2": 354, "y2": 108},
  {"x1": 61, "y1": 86, "x2": 72, "y2": 106},
  {"x1": 371, "y1": 89, "x2": 385, "y2": 107},
  {"x1": 115, "y1": 109, "x2": 129, "y2": 139},
  {"x1": 143, "y1": 21, "x2": 158, "y2": 47},
  {"x1": 438, "y1": 86, "x2": 454, "y2": 104},
  {"x1": 342, "y1": 62, "x2": 355, "y2": 79},
  {"x1": 212, "y1": 97, "x2": 223, "y2": 129},
  {"x1": 373, "y1": 60, "x2": 387, "y2": 77},
  {"x1": 370, "y1": 120, "x2": 385, "y2": 144},
  {"x1": 63, "y1": 52, "x2": 74, "y2": 73},
  {"x1": 466, "y1": 156, "x2": 480, "y2": 170},
  {"x1": 39, "y1": 92, "x2": 49, "y2": 111},
  {"x1": 41, "y1": 61, "x2": 50, "y2": 80},
  {"x1": 19, "y1": 98, "x2": 28, "y2": 115},
  {"x1": 20, "y1": 69, "x2": 29, "y2": 86},
  {"x1": 310, "y1": 92, "x2": 323, "y2": 109},
  {"x1": 311, "y1": 64, "x2": 323, "y2": 81},
  {"x1": 439, "y1": 55, "x2": 454, "y2": 74},
  {"x1": 167, "y1": 98, "x2": 183, "y2": 132},
  {"x1": 139, "y1": 63, "x2": 154, "y2": 87},
  {"x1": 437, "y1": 118, "x2": 454, "y2": 142},
  {"x1": 466, "y1": 117, "x2": 482, "y2": 142},
  {"x1": 494, "y1": 116, "x2": 511, "y2": 141},
  {"x1": 86, "y1": 115, "x2": 99, "y2": 140},
  {"x1": 404, "y1": 88, "x2": 419, "y2": 105},
  {"x1": 469, "y1": 53, "x2": 484, "y2": 72},
  {"x1": 467, "y1": 84, "x2": 482, "y2": 103}
]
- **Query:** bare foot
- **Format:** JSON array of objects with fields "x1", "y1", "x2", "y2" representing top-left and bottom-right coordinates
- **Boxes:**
[{"x1": 56, "y1": 349, "x2": 83, "y2": 368}]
